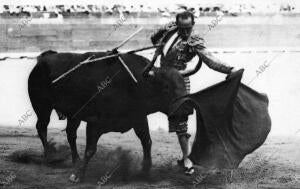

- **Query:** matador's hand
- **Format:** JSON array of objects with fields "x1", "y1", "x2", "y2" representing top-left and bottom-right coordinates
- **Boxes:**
[
  {"x1": 226, "y1": 67, "x2": 239, "y2": 80},
  {"x1": 231, "y1": 67, "x2": 238, "y2": 73}
]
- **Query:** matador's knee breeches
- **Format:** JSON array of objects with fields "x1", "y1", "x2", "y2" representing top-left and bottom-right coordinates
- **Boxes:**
[{"x1": 168, "y1": 77, "x2": 192, "y2": 138}]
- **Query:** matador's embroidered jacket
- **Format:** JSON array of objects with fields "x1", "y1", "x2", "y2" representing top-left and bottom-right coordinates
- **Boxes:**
[{"x1": 150, "y1": 21, "x2": 233, "y2": 74}]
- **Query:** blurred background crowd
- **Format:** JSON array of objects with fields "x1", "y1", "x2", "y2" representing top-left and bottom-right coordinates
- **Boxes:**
[
  {"x1": 1, "y1": 0, "x2": 299, "y2": 53},
  {"x1": 0, "y1": 0, "x2": 299, "y2": 19}
]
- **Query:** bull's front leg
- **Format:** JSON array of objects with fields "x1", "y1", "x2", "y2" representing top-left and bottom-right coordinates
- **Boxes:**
[
  {"x1": 69, "y1": 122, "x2": 103, "y2": 183},
  {"x1": 66, "y1": 118, "x2": 81, "y2": 164},
  {"x1": 133, "y1": 117, "x2": 152, "y2": 172}
]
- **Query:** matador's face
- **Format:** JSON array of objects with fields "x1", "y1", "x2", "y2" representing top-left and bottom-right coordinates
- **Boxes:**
[{"x1": 177, "y1": 17, "x2": 193, "y2": 40}]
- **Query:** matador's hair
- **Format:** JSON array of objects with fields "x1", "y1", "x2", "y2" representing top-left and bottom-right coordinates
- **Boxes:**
[{"x1": 176, "y1": 11, "x2": 195, "y2": 26}]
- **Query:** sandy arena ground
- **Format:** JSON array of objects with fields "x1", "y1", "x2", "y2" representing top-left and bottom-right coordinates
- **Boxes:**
[{"x1": 0, "y1": 127, "x2": 300, "y2": 189}]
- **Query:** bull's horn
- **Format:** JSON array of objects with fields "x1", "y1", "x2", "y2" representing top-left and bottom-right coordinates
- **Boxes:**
[
  {"x1": 143, "y1": 54, "x2": 158, "y2": 77},
  {"x1": 143, "y1": 43, "x2": 165, "y2": 77}
]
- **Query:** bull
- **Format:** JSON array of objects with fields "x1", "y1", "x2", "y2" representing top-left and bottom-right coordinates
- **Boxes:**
[{"x1": 28, "y1": 50, "x2": 188, "y2": 182}]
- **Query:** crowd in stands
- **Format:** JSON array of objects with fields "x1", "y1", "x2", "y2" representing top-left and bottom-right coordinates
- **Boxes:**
[{"x1": 0, "y1": 2, "x2": 299, "y2": 18}]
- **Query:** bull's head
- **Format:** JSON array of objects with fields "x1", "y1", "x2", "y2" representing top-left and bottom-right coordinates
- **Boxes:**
[{"x1": 145, "y1": 67, "x2": 191, "y2": 119}]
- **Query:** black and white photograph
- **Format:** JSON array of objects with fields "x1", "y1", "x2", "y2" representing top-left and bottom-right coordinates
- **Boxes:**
[{"x1": 0, "y1": 0, "x2": 299, "y2": 188}]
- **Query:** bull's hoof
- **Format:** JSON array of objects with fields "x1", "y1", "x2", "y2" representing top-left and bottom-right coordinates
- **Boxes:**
[
  {"x1": 44, "y1": 143, "x2": 70, "y2": 164},
  {"x1": 69, "y1": 173, "x2": 80, "y2": 183}
]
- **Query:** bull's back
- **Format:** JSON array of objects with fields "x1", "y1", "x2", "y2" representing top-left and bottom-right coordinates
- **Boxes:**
[{"x1": 34, "y1": 51, "x2": 150, "y2": 120}]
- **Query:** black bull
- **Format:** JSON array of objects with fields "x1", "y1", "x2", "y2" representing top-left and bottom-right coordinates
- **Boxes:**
[{"x1": 28, "y1": 50, "x2": 271, "y2": 182}]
